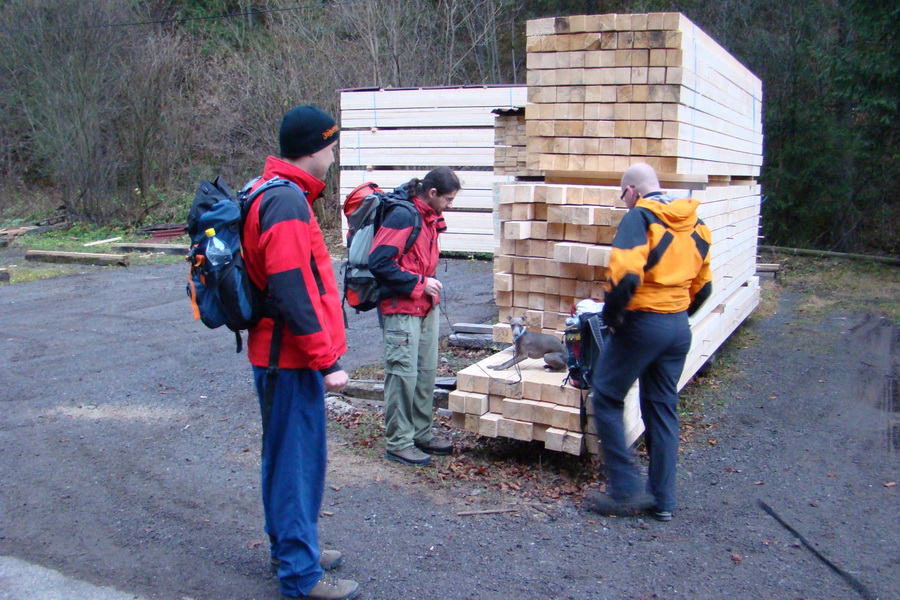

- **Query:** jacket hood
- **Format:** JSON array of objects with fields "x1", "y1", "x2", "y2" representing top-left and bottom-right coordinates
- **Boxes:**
[{"x1": 637, "y1": 195, "x2": 700, "y2": 232}]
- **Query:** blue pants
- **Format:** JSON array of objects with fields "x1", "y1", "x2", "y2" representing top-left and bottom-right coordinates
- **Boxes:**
[
  {"x1": 591, "y1": 311, "x2": 691, "y2": 512},
  {"x1": 253, "y1": 366, "x2": 326, "y2": 597}
]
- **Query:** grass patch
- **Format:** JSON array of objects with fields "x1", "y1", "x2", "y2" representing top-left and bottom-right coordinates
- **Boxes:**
[
  {"x1": 20, "y1": 224, "x2": 142, "y2": 251},
  {"x1": 7, "y1": 263, "x2": 89, "y2": 284},
  {"x1": 0, "y1": 225, "x2": 188, "y2": 285},
  {"x1": 773, "y1": 254, "x2": 900, "y2": 323}
]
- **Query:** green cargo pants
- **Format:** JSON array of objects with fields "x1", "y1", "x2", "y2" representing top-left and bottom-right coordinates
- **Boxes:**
[{"x1": 381, "y1": 308, "x2": 440, "y2": 452}]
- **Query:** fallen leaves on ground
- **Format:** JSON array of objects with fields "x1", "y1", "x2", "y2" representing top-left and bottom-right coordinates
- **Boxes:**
[{"x1": 330, "y1": 408, "x2": 603, "y2": 504}]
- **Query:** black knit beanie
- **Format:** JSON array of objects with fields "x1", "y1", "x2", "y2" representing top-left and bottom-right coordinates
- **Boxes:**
[{"x1": 279, "y1": 105, "x2": 340, "y2": 158}]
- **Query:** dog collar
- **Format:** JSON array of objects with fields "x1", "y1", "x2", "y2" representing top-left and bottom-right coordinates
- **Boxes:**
[{"x1": 513, "y1": 328, "x2": 527, "y2": 342}]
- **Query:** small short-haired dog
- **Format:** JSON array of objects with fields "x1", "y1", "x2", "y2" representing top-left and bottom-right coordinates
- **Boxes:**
[{"x1": 489, "y1": 315, "x2": 567, "y2": 371}]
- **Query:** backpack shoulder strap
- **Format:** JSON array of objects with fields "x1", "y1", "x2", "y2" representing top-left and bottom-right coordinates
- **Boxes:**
[
  {"x1": 385, "y1": 200, "x2": 422, "y2": 257},
  {"x1": 239, "y1": 177, "x2": 304, "y2": 238},
  {"x1": 402, "y1": 203, "x2": 422, "y2": 256},
  {"x1": 585, "y1": 314, "x2": 606, "y2": 353}
]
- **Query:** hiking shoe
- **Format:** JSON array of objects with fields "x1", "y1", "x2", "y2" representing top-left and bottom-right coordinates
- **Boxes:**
[
  {"x1": 386, "y1": 445, "x2": 431, "y2": 466},
  {"x1": 282, "y1": 577, "x2": 360, "y2": 600},
  {"x1": 652, "y1": 509, "x2": 673, "y2": 522},
  {"x1": 270, "y1": 550, "x2": 343, "y2": 574},
  {"x1": 415, "y1": 434, "x2": 453, "y2": 455},
  {"x1": 586, "y1": 491, "x2": 656, "y2": 515}
]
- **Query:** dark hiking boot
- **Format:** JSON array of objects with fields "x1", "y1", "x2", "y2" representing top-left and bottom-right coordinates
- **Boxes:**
[
  {"x1": 386, "y1": 445, "x2": 431, "y2": 466},
  {"x1": 282, "y1": 576, "x2": 360, "y2": 600},
  {"x1": 586, "y1": 491, "x2": 656, "y2": 515},
  {"x1": 415, "y1": 434, "x2": 453, "y2": 455},
  {"x1": 270, "y1": 550, "x2": 343, "y2": 574}
]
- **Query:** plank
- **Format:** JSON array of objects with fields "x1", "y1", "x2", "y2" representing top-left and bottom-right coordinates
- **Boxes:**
[
  {"x1": 342, "y1": 107, "x2": 511, "y2": 128},
  {"x1": 452, "y1": 323, "x2": 494, "y2": 335},
  {"x1": 339, "y1": 170, "x2": 513, "y2": 212},
  {"x1": 538, "y1": 153, "x2": 760, "y2": 177},
  {"x1": 83, "y1": 236, "x2": 122, "y2": 247},
  {"x1": 111, "y1": 243, "x2": 189, "y2": 256},
  {"x1": 339, "y1": 169, "x2": 516, "y2": 192},
  {"x1": 440, "y1": 211, "x2": 495, "y2": 235},
  {"x1": 439, "y1": 232, "x2": 496, "y2": 254},
  {"x1": 25, "y1": 250, "x2": 129, "y2": 266},
  {"x1": 340, "y1": 147, "x2": 496, "y2": 168},
  {"x1": 340, "y1": 128, "x2": 496, "y2": 150},
  {"x1": 340, "y1": 86, "x2": 527, "y2": 111}
]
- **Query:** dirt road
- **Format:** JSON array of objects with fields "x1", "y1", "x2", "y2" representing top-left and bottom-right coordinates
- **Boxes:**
[{"x1": 0, "y1": 259, "x2": 897, "y2": 600}]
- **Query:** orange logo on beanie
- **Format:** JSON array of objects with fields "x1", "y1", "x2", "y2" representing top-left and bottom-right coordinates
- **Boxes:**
[{"x1": 322, "y1": 125, "x2": 339, "y2": 140}]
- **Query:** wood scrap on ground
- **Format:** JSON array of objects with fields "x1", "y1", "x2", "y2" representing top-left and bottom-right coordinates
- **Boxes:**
[
  {"x1": 25, "y1": 250, "x2": 129, "y2": 267},
  {"x1": 111, "y1": 242, "x2": 189, "y2": 256}
]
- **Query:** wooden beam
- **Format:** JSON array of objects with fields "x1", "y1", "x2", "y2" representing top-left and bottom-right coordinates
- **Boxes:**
[
  {"x1": 111, "y1": 243, "x2": 189, "y2": 256},
  {"x1": 25, "y1": 250, "x2": 129, "y2": 266}
]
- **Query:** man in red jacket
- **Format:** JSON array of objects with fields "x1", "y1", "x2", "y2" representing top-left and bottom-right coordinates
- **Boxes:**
[
  {"x1": 242, "y1": 105, "x2": 359, "y2": 600},
  {"x1": 369, "y1": 167, "x2": 461, "y2": 466}
]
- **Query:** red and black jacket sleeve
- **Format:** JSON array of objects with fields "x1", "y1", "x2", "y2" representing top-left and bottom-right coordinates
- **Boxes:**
[
  {"x1": 369, "y1": 204, "x2": 425, "y2": 299},
  {"x1": 257, "y1": 186, "x2": 340, "y2": 371}
]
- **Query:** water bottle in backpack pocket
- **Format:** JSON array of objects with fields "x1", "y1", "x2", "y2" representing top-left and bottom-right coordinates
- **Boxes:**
[{"x1": 187, "y1": 224, "x2": 260, "y2": 332}]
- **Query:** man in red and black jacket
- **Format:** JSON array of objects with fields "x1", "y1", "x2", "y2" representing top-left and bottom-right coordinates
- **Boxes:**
[
  {"x1": 369, "y1": 167, "x2": 461, "y2": 466},
  {"x1": 242, "y1": 106, "x2": 359, "y2": 600}
]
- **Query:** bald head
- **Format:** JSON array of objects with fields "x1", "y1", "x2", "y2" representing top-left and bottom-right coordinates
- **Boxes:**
[{"x1": 621, "y1": 162, "x2": 661, "y2": 198}]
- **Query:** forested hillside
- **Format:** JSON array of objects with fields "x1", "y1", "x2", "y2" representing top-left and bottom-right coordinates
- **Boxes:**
[{"x1": 0, "y1": 0, "x2": 896, "y2": 255}]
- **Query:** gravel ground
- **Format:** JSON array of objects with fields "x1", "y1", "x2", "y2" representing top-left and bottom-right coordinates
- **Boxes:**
[{"x1": 0, "y1": 256, "x2": 897, "y2": 600}]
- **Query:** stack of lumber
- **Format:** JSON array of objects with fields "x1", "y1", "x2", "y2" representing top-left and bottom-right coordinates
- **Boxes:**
[
  {"x1": 493, "y1": 109, "x2": 539, "y2": 177},
  {"x1": 524, "y1": 12, "x2": 762, "y2": 178},
  {"x1": 448, "y1": 13, "x2": 763, "y2": 455},
  {"x1": 339, "y1": 86, "x2": 526, "y2": 253}
]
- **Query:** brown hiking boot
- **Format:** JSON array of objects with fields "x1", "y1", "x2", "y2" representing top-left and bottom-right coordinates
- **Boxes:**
[
  {"x1": 415, "y1": 434, "x2": 453, "y2": 455},
  {"x1": 386, "y1": 445, "x2": 431, "y2": 465},
  {"x1": 270, "y1": 550, "x2": 342, "y2": 574},
  {"x1": 282, "y1": 577, "x2": 360, "y2": 600}
]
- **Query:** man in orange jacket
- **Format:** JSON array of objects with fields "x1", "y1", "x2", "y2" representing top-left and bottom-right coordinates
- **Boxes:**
[
  {"x1": 588, "y1": 162, "x2": 712, "y2": 522},
  {"x1": 242, "y1": 105, "x2": 359, "y2": 600}
]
